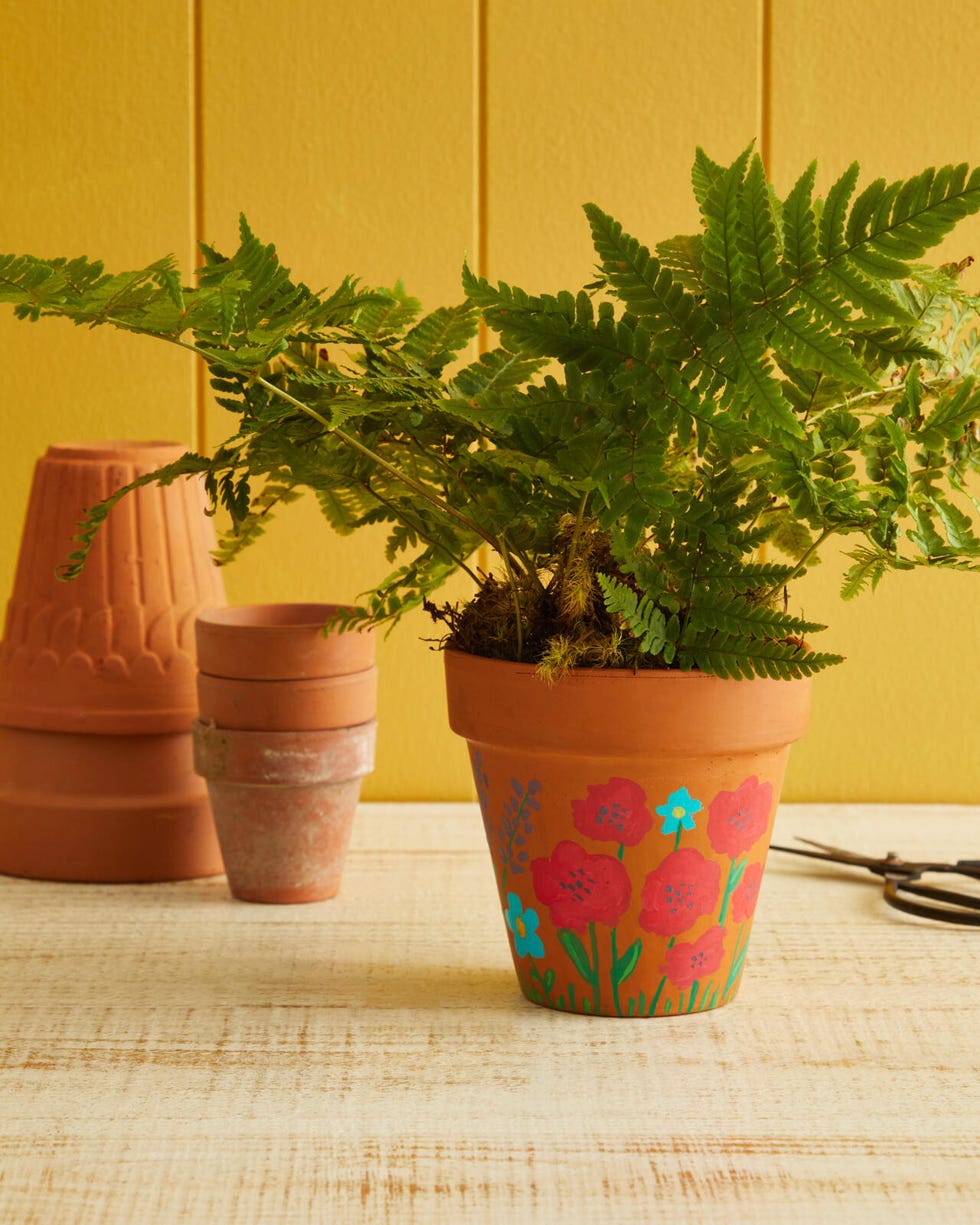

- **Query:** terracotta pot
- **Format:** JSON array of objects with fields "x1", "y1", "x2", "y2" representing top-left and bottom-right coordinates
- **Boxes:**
[
  {"x1": 0, "y1": 441, "x2": 226, "y2": 882},
  {"x1": 192, "y1": 604, "x2": 377, "y2": 901},
  {"x1": 192, "y1": 719, "x2": 376, "y2": 903},
  {"x1": 444, "y1": 649, "x2": 812, "y2": 1018},
  {"x1": 0, "y1": 441, "x2": 225, "y2": 734},
  {"x1": 0, "y1": 726, "x2": 217, "y2": 882},
  {"x1": 195, "y1": 602, "x2": 375, "y2": 679}
]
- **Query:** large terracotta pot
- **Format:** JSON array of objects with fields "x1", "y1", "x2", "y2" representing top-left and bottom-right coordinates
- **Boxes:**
[
  {"x1": 444, "y1": 649, "x2": 811, "y2": 1018},
  {"x1": 0, "y1": 441, "x2": 226, "y2": 882},
  {"x1": 192, "y1": 604, "x2": 376, "y2": 902}
]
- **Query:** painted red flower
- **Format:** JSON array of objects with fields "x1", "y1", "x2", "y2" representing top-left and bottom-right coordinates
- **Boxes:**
[
  {"x1": 661, "y1": 927, "x2": 726, "y2": 990},
  {"x1": 531, "y1": 840, "x2": 632, "y2": 932},
  {"x1": 706, "y1": 776, "x2": 774, "y2": 859},
  {"x1": 638, "y1": 848, "x2": 721, "y2": 936},
  {"x1": 572, "y1": 776, "x2": 653, "y2": 846},
  {"x1": 730, "y1": 861, "x2": 764, "y2": 922}
]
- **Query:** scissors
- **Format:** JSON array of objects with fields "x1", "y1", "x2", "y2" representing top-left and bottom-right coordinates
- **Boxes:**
[{"x1": 769, "y1": 838, "x2": 980, "y2": 927}]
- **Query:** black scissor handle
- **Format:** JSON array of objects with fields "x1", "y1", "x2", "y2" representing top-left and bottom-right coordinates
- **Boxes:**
[{"x1": 884, "y1": 877, "x2": 980, "y2": 927}]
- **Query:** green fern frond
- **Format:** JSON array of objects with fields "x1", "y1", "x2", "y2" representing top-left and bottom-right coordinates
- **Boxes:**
[
  {"x1": 737, "y1": 154, "x2": 788, "y2": 302},
  {"x1": 449, "y1": 348, "x2": 548, "y2": 399},
  {"x1": 401, "y1": 302, "x2": 479, "y2": 370},
  {"x1": 679, "y1": 636, "x2": 844, "y2": 680},
  {"x1": 701, "y1": 145, "x2": 753, "y2": 322},
  {"x1": 597, "y1": 574, "x2": 668, "y2": 655},
  {"x1": 843, "y1": 164, "x2": 980, "y2": 274},
  {"x1": 653, "y1": 234, "x2": 705, "y2": 292},
  {"x1": 211, "y1": 482, "x2": 304, "y2": 566},
  {"x1": 583, "y1": 203, "x2": 708, "y2": 358},
  {"x1": 781, "y1": 161, "x2": 820, "y2": 280},
  {"x1": 692, "y1": 146, "x2": 725, "y2": 207}
]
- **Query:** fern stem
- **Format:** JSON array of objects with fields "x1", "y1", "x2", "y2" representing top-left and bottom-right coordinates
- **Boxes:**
[
  {"x1": 251, "y1": 374, "x2": 501, "y2": 553},
  {"x1": 496, "y1": 533, "x2": 526, "y2": 660},
  {"x1": 759, "y1": 525, "x2": 838, "y2": 599},
  {"x1": 363, "y1": 483, "x2": 482, "y2": 586}
]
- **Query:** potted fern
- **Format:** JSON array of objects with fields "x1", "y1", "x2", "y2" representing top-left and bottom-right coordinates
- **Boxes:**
[{"x1": 2, "y1": 146, "x2": 978, "y2": 1016}]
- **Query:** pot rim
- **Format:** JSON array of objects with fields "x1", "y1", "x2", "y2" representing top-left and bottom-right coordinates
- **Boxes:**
[
  {"x1": 196, "y1": 603, "x2": 363, "y2": 631},
  {"x1": 443, "y1": 647, "x2": 812, "y2": 756}
]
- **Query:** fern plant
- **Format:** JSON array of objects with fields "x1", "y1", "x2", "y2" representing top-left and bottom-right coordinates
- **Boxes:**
[{"x1": 2, "y1": 145, "x2": 979, "y2": 680}]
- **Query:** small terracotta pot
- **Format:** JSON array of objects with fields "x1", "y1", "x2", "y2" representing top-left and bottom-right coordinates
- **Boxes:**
[
  {"x1": 195, "y1": 603, "x2": 375, "y2": 679},
  {"x1": 192, "y1": 719, "x2": 376, "y2": 903},
  {"x1": 192, "y1": 603, "x2": 377, "y2": 901},
  {"x1": 444, "y1": 649, "x2": 811, "y2": 1018}
]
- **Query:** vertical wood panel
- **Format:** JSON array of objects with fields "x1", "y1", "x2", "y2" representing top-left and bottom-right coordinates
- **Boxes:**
[
  {"x1": 486, "y1": 0, "x2": 761, "y2": 290},
  {"x1": 769, "y1": 0, "x2": 980, "y2": 802},
  {"x1": 0, "y1": 0, "x2": 197, "y2": 594},
  {"x1": 199, "y1": 0, "x2": 480, "y2": 799}
]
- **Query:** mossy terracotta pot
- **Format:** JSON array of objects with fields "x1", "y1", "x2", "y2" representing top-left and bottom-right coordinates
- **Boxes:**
[
  {"x1": 0, "y1": 441, "x2": 225, "y2": 883},
  {"x1": 192, "y1": 720, "x2": 376, "y2": 903},
  {"x1": 193, "y1": 604, "x2": 377, "y2": 902},
  {"x1": 444, "y1": 649, "x2": 811, "y2": 1018}
]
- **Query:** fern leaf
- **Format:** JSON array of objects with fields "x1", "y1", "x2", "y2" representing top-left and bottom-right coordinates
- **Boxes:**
[
  {"x1": 597, "y1": 574, "x2": 668, "y2": 655},
  {"x1": 692, "y1": 147, "x2": 725, "y2": 207},
  {"x1": 729, "y1": 329, "x2": 805, "y2": 443},
  {"x1": 844, "y1": 164, "x2": 980, "y2": 272},
  {"x1": 781, "y1": 161, "x2": 819, "y2": 280},
  {"x1": 402, "y1": 302, "x2": 479, "y2": 370},
  {"x1": 701, "y1": 145, "x2": 753, "y2": 322},
  {"x1": 680, "y1": 635, "x2": 844, "y2": 680},
  {"x1": 449, "y1": 348, "x2": 548, "y2": 399},
  {"x1": 583, "y1": 203, "x2": 708, "y2": 358},
  {"x1": 653, "y1": 234, "x2": 705, "y2": 292},
  {"x1": 736, "y1": 154, "x2": 787, "y2": 302},
  {"x1": 767, "y1": 301, "x2": 877, "y2": 386},
  {"x1": 841, "y1": 546, "x2": 891, "y2": 599},
  {"x1": 818, "y1": 162, "x2": 861, "y2": 260}
]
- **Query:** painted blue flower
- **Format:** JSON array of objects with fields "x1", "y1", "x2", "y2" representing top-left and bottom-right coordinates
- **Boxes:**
[
  {"x1": 504, "y1": 892, "x2": 545, "y2": 959},
  {"x1": 656, "y1": 787, "x2": 703, "y2": 835}
]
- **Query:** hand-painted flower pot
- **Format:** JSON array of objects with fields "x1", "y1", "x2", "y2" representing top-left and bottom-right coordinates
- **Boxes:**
[
  {"x1": 192, "y1": 604, "x2": 377, "y2": 902},
  {"x1": 0, "y1": 441, "x2": 226, "y2": 882},
  {"x1": 444, "y1": 649, "x2": 811, "y2": 1017},
  {"x1": 192, "y1": 719, "x2": 376, "y2": 903}
]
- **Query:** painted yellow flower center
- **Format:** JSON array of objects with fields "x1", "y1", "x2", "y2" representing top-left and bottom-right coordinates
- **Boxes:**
[
  {"x1": 516, "y1": 916, "x2": 527, "y2": 939},
  {"x1": 673, "y1": 806, "x2": 686, "y2": 820}
]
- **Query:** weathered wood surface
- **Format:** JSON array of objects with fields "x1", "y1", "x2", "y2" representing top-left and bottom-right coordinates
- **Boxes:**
[{"x1": 1, "y1": 803, "x2": 977, "y2": 1223}]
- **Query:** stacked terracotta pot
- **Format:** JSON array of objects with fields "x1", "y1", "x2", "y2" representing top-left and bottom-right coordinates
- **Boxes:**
[
  {"x1": 192, "y1": 604, "x2": 376, "y2": 903},
  {"x1": 0, "y1": 442, "x2": 226, "y2": 881}
]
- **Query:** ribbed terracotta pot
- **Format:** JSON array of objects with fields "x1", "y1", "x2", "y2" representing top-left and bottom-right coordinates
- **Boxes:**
[
  {"x1": 0, "y1": 441, "x2": 226, "y2": 882},
  {"x1": 193, "y1": 604, "x2": 377, "y2": 902},
  {"x1": 444, "y1": 649, "x2": 811, "y2": 1018},
  {"x1": 192, "y1": 720, "x2": 376, "y2": 903}
]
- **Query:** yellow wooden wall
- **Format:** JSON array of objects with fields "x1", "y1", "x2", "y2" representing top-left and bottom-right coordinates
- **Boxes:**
[{"x1": 1, "y1": 0, "x2": 978, "y2": 802}]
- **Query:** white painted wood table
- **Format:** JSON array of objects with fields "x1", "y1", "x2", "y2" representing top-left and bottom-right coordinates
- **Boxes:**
[{"x1": 1, "y1": 803, "x2": 978, "y2": 1224}]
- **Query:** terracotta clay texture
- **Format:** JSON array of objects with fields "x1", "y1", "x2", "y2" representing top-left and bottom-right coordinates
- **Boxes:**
[
  {"x1": 192, "y1": 720, "x2": 377, "y2": 903},
  {"x1": 0, "y1": 726, "x2": 218, "y2": 882},
  {"x1": 195, "y1": 669, "x2": 377, "y2": 731},
  {"x1": 0, "y1": 441, "x2": 226, "y2": 882},
  {"x1": 444, "y1": 649, "x2": 812, "y2": 1018},
  {"x1": 0, "y1": 442, "x2": 225, "y2": 734}
]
